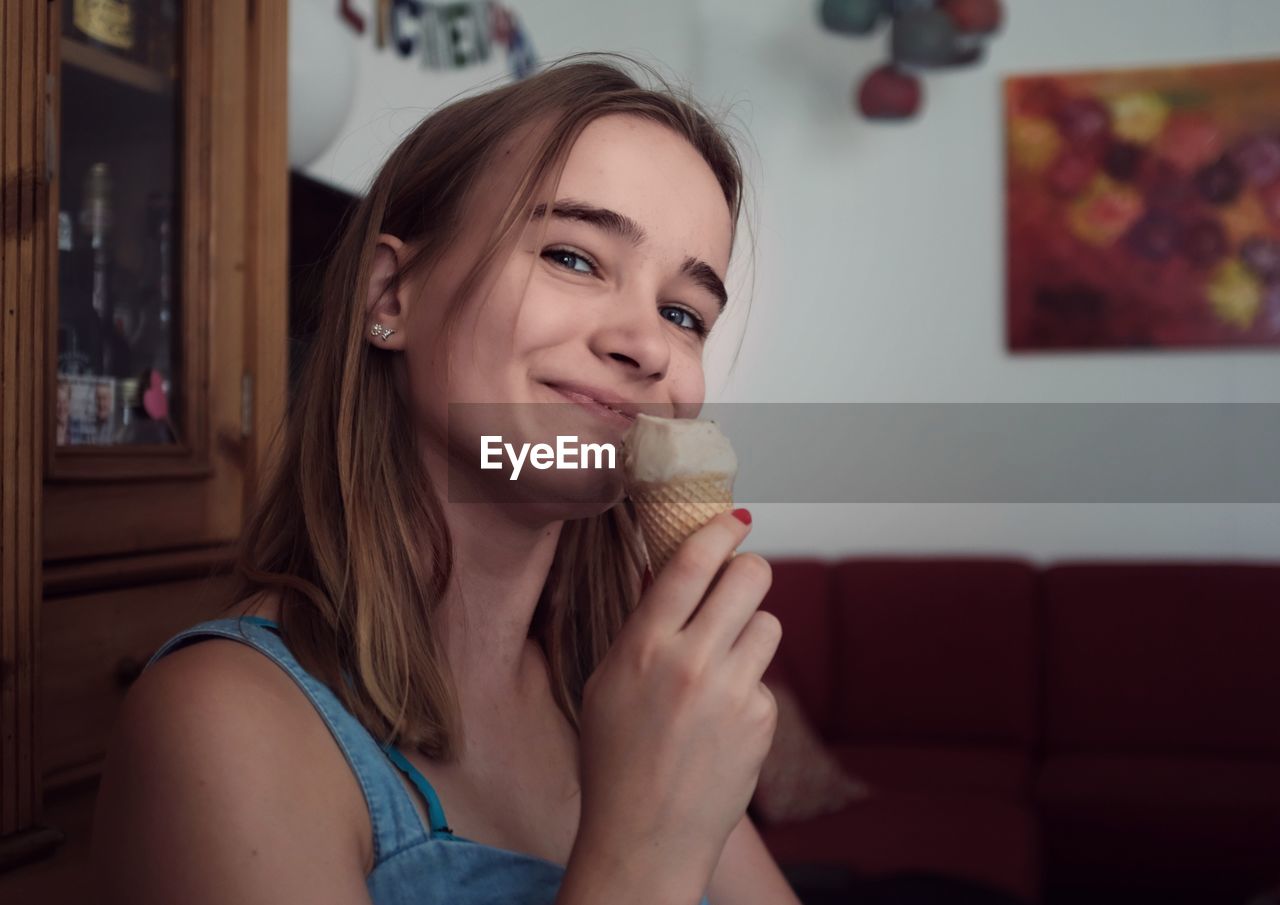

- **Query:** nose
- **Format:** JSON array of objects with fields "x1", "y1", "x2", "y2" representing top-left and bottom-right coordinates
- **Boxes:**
[{"x1": 589, "y1": 294, "x2": 672, "y2": 381}]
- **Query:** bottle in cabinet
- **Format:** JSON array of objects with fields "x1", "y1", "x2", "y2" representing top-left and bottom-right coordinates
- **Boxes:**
[
  {"x1": 56, "y1": 204, "x2": 103, "y2": 446},
  {"x1": 113, "y1": 373, "x2": 176, "y2": 445},
  {"x1": 59, "y1": 162, "x2": 132, "y2": 445},
  {"x1": 56, "y1": 210, "x2": 94, "y2": 379},
  {"x1": 78, "y1": 161, "x2": 134, "y2": 380}
]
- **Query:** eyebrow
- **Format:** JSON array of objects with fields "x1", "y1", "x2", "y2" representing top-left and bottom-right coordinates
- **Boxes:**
[{"x1": 530, "y1": 198, "x2": 728, "y2": 311}]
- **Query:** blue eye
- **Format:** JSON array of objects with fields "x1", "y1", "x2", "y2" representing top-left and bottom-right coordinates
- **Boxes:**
[
  {"x1": 543, "y1": 247, "x2": 596, "y2": 275},
  {"x1": 661, "y1": 305, "x2": 708, "y2": 338}
]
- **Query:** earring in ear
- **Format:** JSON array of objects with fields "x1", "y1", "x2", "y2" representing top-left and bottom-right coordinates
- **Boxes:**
[{"x1": 370, "y1": 323, "x2": 396, "y2": 342}]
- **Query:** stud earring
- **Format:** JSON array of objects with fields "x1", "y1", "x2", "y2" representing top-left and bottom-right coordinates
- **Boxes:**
[{"x1": 370, "y1": 323, "x2": 396, "y2": 342}]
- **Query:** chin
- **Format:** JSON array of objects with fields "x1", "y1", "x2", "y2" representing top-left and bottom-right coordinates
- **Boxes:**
[
  {"x1": 508, "y1": 464, "x2": 626, "y2": 511},
  {"x1": 443, "y1": 429, "x2": 627, "y2": 506},
  {"x1": 483, "y1": 474, "x2": 626, "y2": 527}
]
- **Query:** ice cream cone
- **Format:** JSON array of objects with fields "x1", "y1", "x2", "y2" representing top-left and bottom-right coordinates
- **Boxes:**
[
  {"x1": 622, "y1": 414, "x2": 738, "y2": 574},
  {"x1": 629, "y1": 473, "x2": 734, "y2": 573}
]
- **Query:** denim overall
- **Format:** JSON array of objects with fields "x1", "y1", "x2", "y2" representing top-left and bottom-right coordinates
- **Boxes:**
[{"x1": 146, "y1": 616, "x2": 712, "y2": 904}]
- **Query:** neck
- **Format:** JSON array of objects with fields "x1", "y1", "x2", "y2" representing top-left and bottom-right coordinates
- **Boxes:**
[
  {"x1": 439, "y1": 503, "x2": 562, "y2": 686},
  {"x1": 426, "y1": 442, "x2": 564, "y2": 709}
]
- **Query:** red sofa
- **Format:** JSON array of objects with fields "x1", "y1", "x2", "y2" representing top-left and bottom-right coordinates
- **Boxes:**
[{"x1": 752, "y1": 558, "x2": 1280, "y2": 905}]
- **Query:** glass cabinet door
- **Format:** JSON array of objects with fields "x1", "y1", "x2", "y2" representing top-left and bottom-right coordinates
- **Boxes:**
[
  {"x1": 40, "y1": 0, "x2": 284, "y2": 563},
  {"x1": 54, "y1": 0, "x2": 182, "y2": 449}
]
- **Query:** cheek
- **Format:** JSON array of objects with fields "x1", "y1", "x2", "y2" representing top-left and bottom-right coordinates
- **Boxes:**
[
  {"x1": 669, "y1": 351, "x2": 707, "y2": 417},
  {"x1": 510, "y1": 270, "x2": 585, "y2": 340},
  {"x1": 401, "y1": 334, "x2": 448, "y2": 446},
  {"x1": 420, "y1": 276, "x2": 532, "y2": 404}
]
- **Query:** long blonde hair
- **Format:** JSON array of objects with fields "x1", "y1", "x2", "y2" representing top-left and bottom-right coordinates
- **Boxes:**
[{"x1": 230, "y1": 55, "x2": 747, "y2": 761}]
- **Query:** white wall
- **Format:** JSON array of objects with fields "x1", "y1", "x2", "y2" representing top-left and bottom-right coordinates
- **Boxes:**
[
  {"x1": 289, "y1": 0, "x2": 1280, "y2": 562},
  {"x1": 294, "y1": 0, "x2": 700, "y2": 194},
  {"x1": 694, "y1": 0, "x2": 1280, "y2": 562}
]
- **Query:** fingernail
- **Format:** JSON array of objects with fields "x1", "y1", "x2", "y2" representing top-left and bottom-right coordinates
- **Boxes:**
[
  {"x1": 641, "y1": 567, "x2": 654, "y2": 592},
  {"x1": 732, "y1": 508, "x2": 752, "y2": 525}
]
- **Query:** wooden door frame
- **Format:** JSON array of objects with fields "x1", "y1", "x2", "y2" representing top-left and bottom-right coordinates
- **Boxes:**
[
  {"x1": 245, "y1": 0, "x2": 289, "y2": 507},
  {"x1": 1, "y1": 0, "x2": 57, "y2": 869}
]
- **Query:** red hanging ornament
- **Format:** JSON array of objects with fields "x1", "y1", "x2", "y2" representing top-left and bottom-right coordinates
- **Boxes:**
[
  {"x1": 858, "y1": 64, "x2": 923, "y2": 120},
  {"x1": 822, "y1": 0, "x2": 1003, "y2": 121},
  {"x1": 940, "y1": 0, "x2": 1003, "y2": 34}
]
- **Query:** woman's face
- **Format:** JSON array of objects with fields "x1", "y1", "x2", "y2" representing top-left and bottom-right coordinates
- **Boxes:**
[{"x1": 377, "y1": 113, "x2": 734, "y2": 515}]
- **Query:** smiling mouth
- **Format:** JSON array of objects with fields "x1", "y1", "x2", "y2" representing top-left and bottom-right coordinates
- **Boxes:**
[{"x1": 544, "y1": 384, "x2": 638, "y2": 429}]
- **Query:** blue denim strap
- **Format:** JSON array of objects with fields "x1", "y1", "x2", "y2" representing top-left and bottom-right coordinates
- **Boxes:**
[{"x1": 146, "y1": 616, "x2": 432, "y2": 864}]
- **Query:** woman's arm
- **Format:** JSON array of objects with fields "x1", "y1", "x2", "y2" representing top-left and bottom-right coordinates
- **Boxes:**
[
  {"x1": 92, "y1": 639, "x2": 376, "y2": 905},
  {"x1": 706, "y1": 814, "x2": 804, "y2": 905}
]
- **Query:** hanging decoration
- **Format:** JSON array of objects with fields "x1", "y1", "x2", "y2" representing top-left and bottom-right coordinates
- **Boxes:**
[
  {"x1": 291, "y1": 0, "x2": 358, "y2": 167},
  {"x1": 819, "y1": 0, "x2": 1004, "y2": 121},
  {"x1": 338, "y1": 0, "x2": 537, "y2": 81}
]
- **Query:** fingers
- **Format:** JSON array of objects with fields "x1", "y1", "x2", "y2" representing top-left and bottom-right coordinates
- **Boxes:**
[
  {"x1": 627, "y1": 510, "x2": 753, "y2": 639},
  {"x1": 727, "y1": 608, "x2": 784, "y2": 688},
  {"x1": 683, "y1": 552, "x2": 773, "y2": 657}
]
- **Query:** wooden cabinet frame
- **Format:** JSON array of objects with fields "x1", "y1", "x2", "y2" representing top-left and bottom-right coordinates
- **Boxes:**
[
  {"x1": 0, "y1": 0, "x2": 287, "y2": 871},
  {"x1": 2, "y1": 0, "x2": 55, "y2": 869}
]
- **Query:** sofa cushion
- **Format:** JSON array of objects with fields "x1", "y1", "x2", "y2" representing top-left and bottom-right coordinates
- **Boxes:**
[
  {"x1": 753, "y1": 683, "x2": 871, "y2": 824},
  {"x1": 757, "y1": 793, "x2": 1040, "y2": 903},
  {"x1": 832, "y1": 743, "x2": 1032, "y2": 802},
  {"x1": 1043, "y1": 563, "x2": 1280, "y2": 755},
  {"x1": 829, "y1": 559, "x2": 1038, "y2": 747},
  {"x1": 1037, "y1": 753, "x2": 1280, "y2": 893},
  {"x1": 759, "y1": 558, "x2": 837, "y2": 734}
]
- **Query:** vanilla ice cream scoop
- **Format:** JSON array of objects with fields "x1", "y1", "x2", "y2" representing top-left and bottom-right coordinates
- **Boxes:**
[
  {"x1": 622, "y1": 414, "x2": 738, "y2": 573},
  {"x1": 622, "y1": 414, "x2": 738, "y2": 484}
]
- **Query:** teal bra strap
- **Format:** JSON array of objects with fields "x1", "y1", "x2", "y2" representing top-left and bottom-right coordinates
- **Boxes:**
[
  {"x1": 381, "y1": 743, "x2": 457, "y2": 839},
  {"x1": 235, "y1": 614, "x2": 457, "y2": 839}
]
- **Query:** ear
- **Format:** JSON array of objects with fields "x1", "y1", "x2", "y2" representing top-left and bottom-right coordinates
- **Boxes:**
[{"x1": 365, "y1": 233, "x2": 410, "y2": 350}]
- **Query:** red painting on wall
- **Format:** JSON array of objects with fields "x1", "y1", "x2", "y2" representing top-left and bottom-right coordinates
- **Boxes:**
[{"x1": 1005, "y1": 58, "x2": 1280, "y2": 351}]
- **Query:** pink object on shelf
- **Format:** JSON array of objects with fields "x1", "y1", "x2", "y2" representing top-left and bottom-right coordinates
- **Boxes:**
[{"x1": 143, "y1": 369, "x2": 169, "y2": 421}]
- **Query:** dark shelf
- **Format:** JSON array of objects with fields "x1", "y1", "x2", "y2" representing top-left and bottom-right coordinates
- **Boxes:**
[{"x1": 61, "y1": 38, "x2": 172, "y2": 97}]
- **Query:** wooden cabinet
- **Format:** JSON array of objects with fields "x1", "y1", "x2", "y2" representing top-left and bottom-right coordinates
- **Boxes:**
[
  {"x1": 0, "y1": 0, "x2": 287, "y2": 890},
  {"x1": 41, "y1": 569, "x2": 239, "y2": 786}
]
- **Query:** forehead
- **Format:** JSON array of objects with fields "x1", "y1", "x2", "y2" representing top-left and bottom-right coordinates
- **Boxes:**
[{"x1": 551, "y1": 114, "x2": 734, "y2": 273}]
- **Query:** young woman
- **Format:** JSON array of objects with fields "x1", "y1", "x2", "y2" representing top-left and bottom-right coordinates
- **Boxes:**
[{"x1": 92, "y1": 57, "x2": 795, "y2": 905}]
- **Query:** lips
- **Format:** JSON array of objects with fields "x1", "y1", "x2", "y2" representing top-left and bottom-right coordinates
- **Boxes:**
[{"x1": 544, "y1": 383, "x2": 640, "y2": 429}]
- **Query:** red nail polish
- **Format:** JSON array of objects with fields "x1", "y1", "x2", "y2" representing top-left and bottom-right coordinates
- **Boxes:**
[{"x1": 732, "y1": 508, "x2": 752, "y2": 525}]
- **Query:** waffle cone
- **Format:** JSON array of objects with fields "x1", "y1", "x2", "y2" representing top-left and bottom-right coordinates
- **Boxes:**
[{"x1": 629, "y1": 473, "x2": 734, "y2": 574}]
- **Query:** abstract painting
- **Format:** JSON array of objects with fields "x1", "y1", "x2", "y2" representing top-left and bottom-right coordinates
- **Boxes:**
[{"x1": 1005, "y1": 58, "x2": 1280, "y2": 350}]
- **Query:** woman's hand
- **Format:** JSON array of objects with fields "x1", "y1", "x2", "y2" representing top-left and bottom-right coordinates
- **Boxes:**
[{"x1": 571, "y1": 510, "x2": 779, "y2": 900}]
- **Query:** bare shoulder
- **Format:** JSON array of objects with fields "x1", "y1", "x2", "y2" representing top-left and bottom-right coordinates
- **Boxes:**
[{"x1": 92, "y1": 624, "x2": 373, "y2": 905}]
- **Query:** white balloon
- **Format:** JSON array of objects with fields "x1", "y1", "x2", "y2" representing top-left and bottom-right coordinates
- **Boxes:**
[{"x1": 288, "y1": 0, "x2": 358, "y2": 168}]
